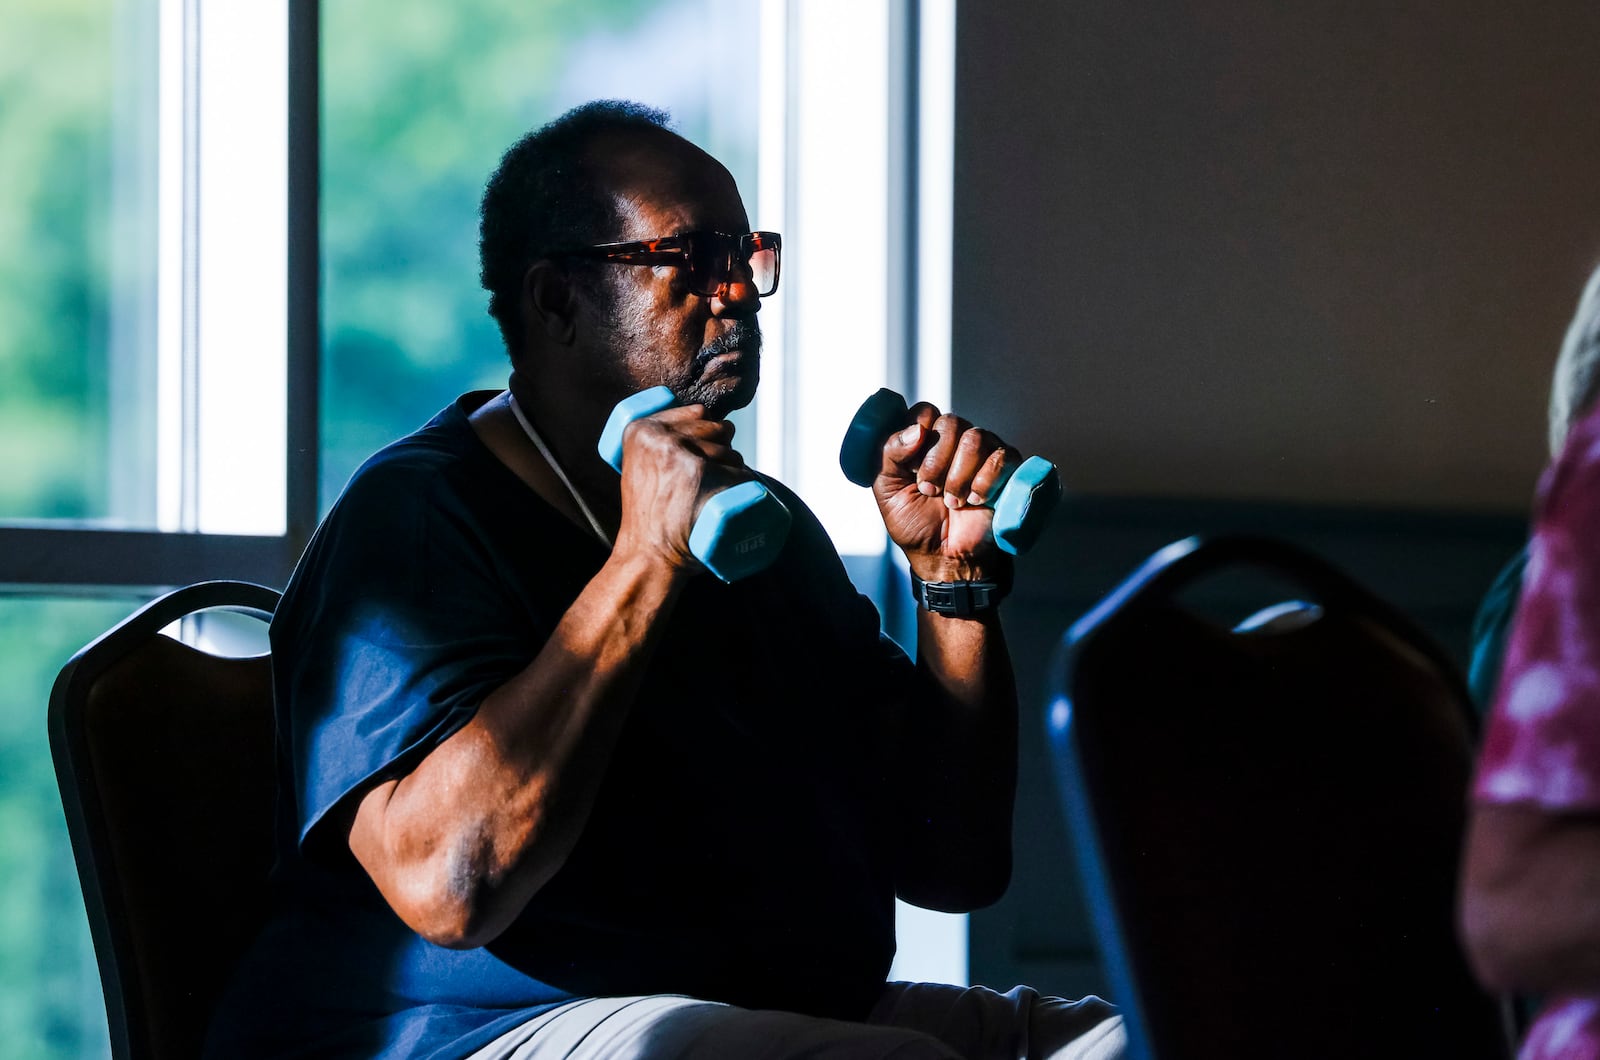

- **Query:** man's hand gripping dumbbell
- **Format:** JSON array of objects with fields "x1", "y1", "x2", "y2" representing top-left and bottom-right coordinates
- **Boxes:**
[
  {"x1": 601, "y1": 386, "x2": 790, "y2": 584},
  {"x1": 840, "y1": 388, "x2": 1061, "y2": 615}
]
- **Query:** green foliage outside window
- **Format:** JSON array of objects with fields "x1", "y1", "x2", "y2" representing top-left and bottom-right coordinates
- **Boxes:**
[
  {"x1": 0, "y1": 2, "x2": 132, "y2": 1054},
  {"x1": 0, "y1": 0, "x2": 120, "y2": 522},
  {"x1": 0, "y1": 599, "x2": 139, "y2": 1060}
]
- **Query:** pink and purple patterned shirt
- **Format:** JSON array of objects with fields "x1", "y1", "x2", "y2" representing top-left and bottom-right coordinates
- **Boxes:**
[{"x1": 1476, "y1": 401, "x2": 1600, "y2": 1059}]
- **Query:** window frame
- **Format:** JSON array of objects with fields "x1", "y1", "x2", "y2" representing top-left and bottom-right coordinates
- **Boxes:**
[{"x1": 0, "y1": 0, "x2": 319, "y2": 594}]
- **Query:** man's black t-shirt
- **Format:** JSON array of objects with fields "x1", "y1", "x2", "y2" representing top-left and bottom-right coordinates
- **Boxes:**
[{"x1": 205, "y1": 393, "x2": 910, "y2": 1059}]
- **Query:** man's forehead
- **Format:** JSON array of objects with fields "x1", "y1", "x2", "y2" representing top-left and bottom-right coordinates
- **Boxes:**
[{"x1": 590, "y1": 130, "x2": 749, "y2": 236}]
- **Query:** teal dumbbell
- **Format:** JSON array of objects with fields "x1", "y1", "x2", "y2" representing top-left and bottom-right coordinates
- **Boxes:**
[
  {"x1": 598, "y1": 386, "x2": 791, "y2": 582},
  {"x1": 838, "y1": 388, "x2": 1062, "y2": 555}
]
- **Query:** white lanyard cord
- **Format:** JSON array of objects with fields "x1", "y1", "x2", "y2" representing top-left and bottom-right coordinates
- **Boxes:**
[{"x1": 507, "y1": 394, "x2": 614, "y2": 548}]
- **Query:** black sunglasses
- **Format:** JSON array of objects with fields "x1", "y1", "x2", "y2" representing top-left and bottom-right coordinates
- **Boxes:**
[{"x1": 558, "y1": 230, "x2": 781, "y2": 298}]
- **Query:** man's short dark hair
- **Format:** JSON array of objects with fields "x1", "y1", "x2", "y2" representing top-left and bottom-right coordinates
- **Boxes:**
[{"x1": 478, "y1": 99, "x2": 674, "y2": 357}]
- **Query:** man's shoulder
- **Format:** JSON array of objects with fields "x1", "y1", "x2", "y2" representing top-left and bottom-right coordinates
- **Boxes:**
[
  {"x1": 274, "y1": 400, "x2": 502, "y2": 631},
  {"x1": 287, "y1": 399, "x2": 500, "y2": 586},
  {"x1": 337, "y1": 398, "x2": 487, "y2": 508}
]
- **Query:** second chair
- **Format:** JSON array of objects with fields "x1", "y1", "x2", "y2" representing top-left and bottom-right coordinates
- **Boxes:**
[{"x1": 1047, "y1": 535, "x2": 1512, "y2": 1060}]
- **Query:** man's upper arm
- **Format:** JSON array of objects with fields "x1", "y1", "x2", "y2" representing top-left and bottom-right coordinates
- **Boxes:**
[{"x1": 278, "y1": 466, "x2": 540, "y2": 854}]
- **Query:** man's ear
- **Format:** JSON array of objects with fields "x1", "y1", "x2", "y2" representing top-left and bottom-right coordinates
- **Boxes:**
[{"x1": 521, "y1": 260, "x2": 577, "y2": 345}]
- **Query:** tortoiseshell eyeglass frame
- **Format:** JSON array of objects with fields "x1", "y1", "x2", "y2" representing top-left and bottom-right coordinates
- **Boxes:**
[{"x1": 558, "y1": 230, "x2": 782, "y2": 297}]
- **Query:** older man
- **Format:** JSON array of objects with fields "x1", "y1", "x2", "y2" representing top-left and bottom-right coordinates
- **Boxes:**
[{"x1": 206, "y1": 100, "x2": 1123, "y2": 1060}]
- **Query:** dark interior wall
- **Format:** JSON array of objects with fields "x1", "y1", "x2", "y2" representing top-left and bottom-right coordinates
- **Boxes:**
[
  {"x1": 951, "y1": 0, "x2": 1600, "y2": 510},
  {"x1": 949, "y1": 1, "x2": 1600, "y2": 996}
]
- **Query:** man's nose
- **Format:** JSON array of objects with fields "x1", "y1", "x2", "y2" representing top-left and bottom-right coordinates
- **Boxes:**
[{"x1": 709, "y1": 273, "x2": 761, "y2": 318}]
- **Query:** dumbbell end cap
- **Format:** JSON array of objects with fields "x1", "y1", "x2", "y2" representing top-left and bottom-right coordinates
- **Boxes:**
[
  {"x1": 839, "y1": 388, "x2": 910, "y2": 487},
  {"x1": 993, "y1": 456, "x2": 1062, "y2": 555},
  {"x1": 690, "y1": 480, "x2": 792, "y2": 583}
]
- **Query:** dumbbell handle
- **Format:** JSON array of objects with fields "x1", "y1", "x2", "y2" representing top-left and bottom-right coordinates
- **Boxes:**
[
  {"x1": 838, "y1": 388, "x2": 1062, "y2": 556},
  {"x1": 598, "y1": 386, "x2": 791, "y2": 583}
]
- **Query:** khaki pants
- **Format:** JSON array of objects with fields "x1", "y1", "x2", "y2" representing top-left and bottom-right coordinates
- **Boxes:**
[{"x1": 468, "y1": 982, "x2": 1125, "y2": 1060}]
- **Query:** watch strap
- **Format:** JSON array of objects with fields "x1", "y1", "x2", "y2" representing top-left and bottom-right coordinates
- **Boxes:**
[{"x1": 910, "y1": 575, "x2": 1009, "y2": 616}]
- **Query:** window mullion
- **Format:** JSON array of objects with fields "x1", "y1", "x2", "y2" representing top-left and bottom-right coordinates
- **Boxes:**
[
  {"x1": 285, "y1": 0, "x2": 320, "y2": 554},
  {"x1": 155, "y1": 0, "x2": 192, "y2": 532},
  {"x1": 180, "y1": 0, "x2": 201, "y2": 532}
]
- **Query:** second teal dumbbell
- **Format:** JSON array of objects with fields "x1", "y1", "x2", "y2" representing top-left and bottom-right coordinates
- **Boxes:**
[
  {"x1": 838, "y1": 388, "x2": 1062, "y2": 555},
  {"x1": 598, "y1": 386, "x2": 791, "y2": 582}
]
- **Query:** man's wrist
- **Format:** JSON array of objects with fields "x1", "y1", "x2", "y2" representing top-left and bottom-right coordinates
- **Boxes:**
[
  {"x1": 909, "y1": 568, "x2": 1013, "y2": 617},
  {"x1": 905, "y1": 551, "x2": 1013, "y2": 585}
]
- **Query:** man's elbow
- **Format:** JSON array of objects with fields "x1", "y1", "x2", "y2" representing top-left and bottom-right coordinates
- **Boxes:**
[
  {"x1": 363, "y1": 831, "x2": 549, "y2": 950},
  {"x1": 416, "y1": 917, "x2": 489, "y2": 951},
  {"x1": 961, "y1": 852, "x2": 1014, "y2": 910},
  {"x1": 416, "y1": 909, "x2": 503, "y2": 951},
  {"x1": 899, "y1": 852, "x2": 1013, "y2": 913},
  {"x1": 382, "y1": 871, "x2": 497, "y2": 950},
  {"x1": 955, "y1": 867, "x2": 1012, "y2": 912}
]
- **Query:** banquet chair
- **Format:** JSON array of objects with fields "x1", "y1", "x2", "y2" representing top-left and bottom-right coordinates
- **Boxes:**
[
  {"x1": 1046, "y1": 535, "x2": 1512, "y2": 1059},
  {"x1": 49, "y1": 580, "x2": 280, "y2": 1060}
]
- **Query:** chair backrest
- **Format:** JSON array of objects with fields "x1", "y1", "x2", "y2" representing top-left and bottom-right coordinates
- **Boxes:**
[
  {"x1": 1047, "y1": 536, "x2": 1511, "y2": 1060},
  {"x1": 50, "y1": 581, "x2": 280, "y2": 1060}
]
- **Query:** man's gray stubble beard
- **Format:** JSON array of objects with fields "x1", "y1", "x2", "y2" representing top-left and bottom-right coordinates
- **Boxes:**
[{"x1": 588, "y1": 276, "x2": 764, "y2": 414}]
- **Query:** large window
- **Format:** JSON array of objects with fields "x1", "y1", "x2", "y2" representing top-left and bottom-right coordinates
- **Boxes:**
[{"x1": 1, "y1": 3, "x2": 957, "y2": 1054}]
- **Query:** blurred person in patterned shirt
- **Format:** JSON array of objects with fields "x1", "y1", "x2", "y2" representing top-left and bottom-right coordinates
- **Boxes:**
[{"x1": 1462, "y1": 264, "x2": 1600, "y2": 1059}]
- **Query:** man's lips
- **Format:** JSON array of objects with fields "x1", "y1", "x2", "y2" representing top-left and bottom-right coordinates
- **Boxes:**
[
  {"x1": 695, "y1": 327, "x2": 761, "y2": 378},
  {"x1": 696, "y1": 323, "x2": 762, "y2": 367},
  {"x1": 697, "y1": 348, "x2": 753, "y2": 378}
]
